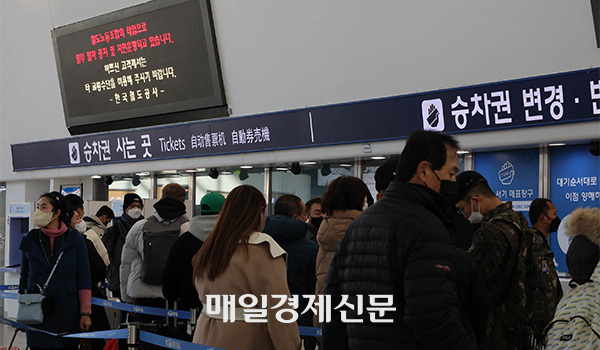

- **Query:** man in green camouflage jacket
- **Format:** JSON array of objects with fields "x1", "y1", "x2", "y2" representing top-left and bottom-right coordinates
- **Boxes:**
[
  {"x1": 455, "y1": 171, "x2": 531, "y2": 350},
  {"x1": 527, "y1": 198, "x2": 563, "y2": 341}
]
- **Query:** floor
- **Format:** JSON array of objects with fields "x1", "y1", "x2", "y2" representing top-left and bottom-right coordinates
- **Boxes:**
[{"x1": 0, "y1": 323, "x2": 26, "y2": 350}]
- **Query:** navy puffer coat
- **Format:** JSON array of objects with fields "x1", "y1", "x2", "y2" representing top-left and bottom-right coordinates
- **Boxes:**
[{"x1": 263, "y1": 214, "x2": 318, "y2": 327}]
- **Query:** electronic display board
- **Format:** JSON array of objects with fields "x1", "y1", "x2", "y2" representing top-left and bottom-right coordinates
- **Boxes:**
[{"x1": 51, "y1": 0, "x2": 227, "y2": 135}]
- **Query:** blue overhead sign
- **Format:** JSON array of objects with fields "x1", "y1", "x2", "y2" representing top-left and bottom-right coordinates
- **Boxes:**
[
  {"x1": 474, "y1": 148, "x2": 539, "y2": 216},
  {"x1": 549, "y1": 144, "x2": 600, "y2": 273},
  {"x1": 12, "y1": 68, "x2": 600, "y2": 171}
]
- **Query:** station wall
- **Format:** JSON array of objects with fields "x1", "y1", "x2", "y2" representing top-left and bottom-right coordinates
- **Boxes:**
[{"x1": 1, "y1": 0, "x2": 599, "y2": 182}]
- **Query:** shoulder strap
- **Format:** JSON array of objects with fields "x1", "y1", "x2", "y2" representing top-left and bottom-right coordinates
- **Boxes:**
[{"x1": 39, "y1": 251, "x2": 64, "y2": 295}]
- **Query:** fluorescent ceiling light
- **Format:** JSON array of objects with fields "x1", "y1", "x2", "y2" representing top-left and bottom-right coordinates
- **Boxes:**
[
  {"x1": 549, "y1": 143, "x2": 566, "y2": 146},
  {"x1": 135, "y1": 172, "x2": 149, "y2": 176},
  {"x1": 240, "y1": 165, "x2": 253, "y2": 169},
  {"x1": 276, "y1": 167, "x2": 289, "y2": 171},
  {"x1": 457, "y1": 150, "x2": 471, "y2": 154},
  {"x1": 370, "y1": 156, "x2": 386, "y2": 160},
  {"x1": 91, "y1": 175, "x2": 102, "y2": 179},
  {"x1": 339, "y1": 163, "x2": 352, "y2": 167},
  {"x1": 300, "y1": 161, "x2": 316, "y2": 165}
]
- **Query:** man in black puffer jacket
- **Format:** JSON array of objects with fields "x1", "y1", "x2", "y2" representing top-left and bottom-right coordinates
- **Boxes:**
[
  {"x1": 324, "y1": 131, "x2": 477, "y2": 350},
  {"x1": 263, "y1": 194, "x2": 318, "y2": 350}
]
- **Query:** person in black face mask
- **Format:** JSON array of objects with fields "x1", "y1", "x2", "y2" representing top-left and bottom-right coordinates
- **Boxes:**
[
  {"x1": 304, "y1": 197, "x2": 323, "y2": 243},
  {"x1": 528, "y1": 198, "x2": 563, "y2": 342},
  {"x1": 529, "y1": 198, "x2": 561, "y2": 248}
]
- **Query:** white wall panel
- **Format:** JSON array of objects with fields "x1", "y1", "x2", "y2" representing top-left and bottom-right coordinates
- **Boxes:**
[{"x1": 1, "y1": 0, "x2": 598, "y2": 182}]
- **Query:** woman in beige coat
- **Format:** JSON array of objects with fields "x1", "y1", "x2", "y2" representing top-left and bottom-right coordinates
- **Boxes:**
[
  {"x1": 192, "y1": 185, "x2": 302, "y2": 350},
  {"x1": 314, "y1": 176, "x2": 369, "y2": 326}
]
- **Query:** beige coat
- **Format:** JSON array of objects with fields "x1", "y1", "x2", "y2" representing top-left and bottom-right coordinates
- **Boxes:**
[
  {"x1": 314, "y1": 210, "x2": 362, "y2": 298},
  {"x1": 313, "y1": 210, "x2": 361, "y2": 330},
  {"x1": 193, "y1": 232, "x2": 302, "y2": 350}
]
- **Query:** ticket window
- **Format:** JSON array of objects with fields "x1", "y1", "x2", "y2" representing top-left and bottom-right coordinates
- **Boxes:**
[
  {"x1": 195, "y1": 167, "x2": 265, "y2": 216},
  {"x1": 271, "y1": 162, "x2": 355, "y2": 213}
]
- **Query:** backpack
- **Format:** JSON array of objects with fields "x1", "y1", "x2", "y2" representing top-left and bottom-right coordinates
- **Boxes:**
[
  {"x1": 543, "y1": 262, "x2": 600, "y2": 349},
  {"x1": 485, "y1": 211, "x2": 558, "y2": 338},
  {"x1": 141, "y1": 215, "x2": 189, "y2": 285},
  {"x1": 523, "y1": 227, "x2": 562, "y2": 336}
]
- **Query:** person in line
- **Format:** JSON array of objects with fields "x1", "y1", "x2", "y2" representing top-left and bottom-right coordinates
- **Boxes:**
[
  {"x1": 455, "y1": 171, "x2": 530, "y2": 349},
  {"x1": 263, "y1": 194, "x2": 318, "y2": 350},
  {"x1": 374, "y1": 157, "x2": 399, "y2": 200},
  {"x1": 528, "y1": 198, "x2": 563, "y2": 340},
  {"x1": 120, "y1": 183, "x2": 189, "y2": 311},
  {"x1": 64, "y1": 195, "x2": 111, "y2": 350},
  {"x1": 305, "y1": 197, "x2": 323, "y2": 242},
  {"x1": 191, "y1": 185, "x2": 302, "y2": 350},
  {"x1": 102, "y1": 193, "x2": 144, "y2": 299},
  {"x1": 314, "y1": 176, "x2": 368, "y2": 330},
  {"x1": 565, "y1": 206, "x2": 600, "y2": 285},
  {"x1": 162, "y1": 192, "x2": 226, "y2": 311},
  {"x1": 19, "y1": 192, "x2": 92, "y2": 350},
  {"x1": 452, "y1": 174, "x2": 491, "y2": 346},
  {"x1": 324, "y1": 131, "x2": 476, "y2": 349},
  {"x1": 83, "y1": 205, "x2": 114, "y2": 240},
  {"x1": 544, "y1": 207, "x2": 600, "y2": 349}
]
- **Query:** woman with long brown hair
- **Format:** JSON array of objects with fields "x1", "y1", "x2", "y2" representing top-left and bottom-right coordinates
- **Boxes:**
[{"x1": 192, "y1": 185, "x2": 302, "y2": 350}]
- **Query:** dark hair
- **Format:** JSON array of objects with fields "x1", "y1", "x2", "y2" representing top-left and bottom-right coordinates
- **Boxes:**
[
  {"x1": 64, "y1": 194, "x2": 84, "y2": 211},
  {"x1": 193, "y1": 185, "x2": 266, "y2": 281},
  {"x1": 466, "y1": 182, "x2": 496, "y2": 199},
  {"x1": 274, "y1": 194, "x2": 303, "y2": 217},
  {"x1": 64, "y1": 194, "x2": 85, "y2": 224},
  {"x1": 305, "y1": 198, "x2": 322, "y2": 213},
  {"x1": 529, "y1": 198, "x2": 551, "y2": 224},
  {"x1": 396, "y1": 131, "x2": 460, "y2": 182},
  {"x1": 321, "y1": 176, "x2": 369, "y2": 216},
  {"x1": 39, "y1": 192, "x2": 67, "y2": 223},
  {"x1": 375, "y1": 157, "x2": 399, "y2": 192},
  {"x1": 96, "y1": 205, "x2": 115, "y2": 219}
]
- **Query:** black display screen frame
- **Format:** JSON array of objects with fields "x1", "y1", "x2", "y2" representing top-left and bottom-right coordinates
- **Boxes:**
[{"x1": 51, "y1": 0, "x2": 228, "y2": 135}]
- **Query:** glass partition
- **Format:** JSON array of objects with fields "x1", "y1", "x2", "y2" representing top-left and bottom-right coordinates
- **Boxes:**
[{"x1": 271, "y1": 161, "x2": 355, "y2": 210}]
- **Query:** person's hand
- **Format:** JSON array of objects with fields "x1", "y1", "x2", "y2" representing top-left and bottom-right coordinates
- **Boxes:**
[{"x1": 80, "y1": 314, "x2": 92, "y2": 332}]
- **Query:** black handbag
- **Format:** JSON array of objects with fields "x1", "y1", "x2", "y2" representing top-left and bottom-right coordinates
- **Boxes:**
[{"x1": 17, "y1": 251, "x2": 64, "y2": 325}]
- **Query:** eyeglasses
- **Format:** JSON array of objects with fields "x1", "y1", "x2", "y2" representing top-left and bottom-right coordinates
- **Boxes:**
[{"x1": 456, "y1": 197, "x2": 471, "y2": 216}]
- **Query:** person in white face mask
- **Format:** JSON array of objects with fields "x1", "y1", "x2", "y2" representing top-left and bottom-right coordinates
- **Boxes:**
[
  {"x1": 64, "y1": 194, "x2": 112, "y2": 350},
  {"x1": 101, "y1": 193, "x2": 144, "y2": 299},
  {"x1": 19, "y1": 192, "x2": 93, "y2": 349},
  {"x1": 454, "y1": 171, "x2": 531, "y2": 349}
]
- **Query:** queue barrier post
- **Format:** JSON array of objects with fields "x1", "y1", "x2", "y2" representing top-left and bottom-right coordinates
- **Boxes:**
[
  {"x1": 190, "y1": 308, "x2": 199, "y2": 326},
  {"x1": 127, "y1": 323, "x2": 139, "y2": 350}
]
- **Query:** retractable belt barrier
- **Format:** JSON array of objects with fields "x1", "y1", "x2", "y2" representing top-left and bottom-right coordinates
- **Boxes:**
[
  {"x1": 0, "y1": 285, "x2": 322, "y2": 348},
  {"x1": 92, "y1": 297, "x2": 191, "y2": 320}
]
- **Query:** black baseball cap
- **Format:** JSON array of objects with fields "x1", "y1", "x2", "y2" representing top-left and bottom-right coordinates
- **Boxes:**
[{"x1": 455, "y1": 171, "x2": 488, "y2": 202}]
